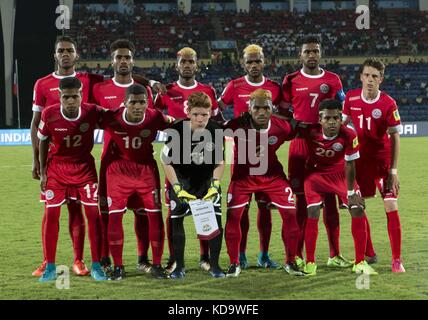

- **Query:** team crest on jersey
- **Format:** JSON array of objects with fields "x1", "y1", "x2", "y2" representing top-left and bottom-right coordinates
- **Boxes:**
[
  {"x1": 191, "y1": 152, "x2": 204, "y2": 165},
  {"x1": 45, "y1": 190, "x2": 54, "y2": 201},
  {"x1": 393, "y1": 110, "x2": 401, "y2": 121},
  {"x1": 227, "y1": 193, "x2": 233, "y2": 203},
  {"x1": 107, "y1": 197, "x2": 112, "y2": 208},
  {"x1": 320, "y1": 84, "x2": 330, "y2": 94},
  {"x1": 268, "y1": 136, "x2": 278, "y2": 145},
  {"x1": 140, "y1": 129, "x2": 151, "y2": 138},
  {"x1": 202, "y1": 224, "x2": 212, "y2": 232},
  {"x1": 205, "y1": 142, "x2": 215, "y2": 152},
  {"x1": 170, "y1": 200, "x2": 176, "y2": 211},
  {"x1": 332, "y1": 142, "x2": 343, "y2": 152},
  {"x1": 80, "y1": 123, "x2": 89, "y2": 133},
  {"x1": 372, "y1": 108, "x2": 382, "y2": 119},
  {"x1": 353, "y1": 137, "x2": 359, "y2": 148}
]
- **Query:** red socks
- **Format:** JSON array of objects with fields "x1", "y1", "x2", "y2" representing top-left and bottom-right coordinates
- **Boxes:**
[
  {"x1": 225, "y1": 207, "x2": 245, "y2": 264},
  {"x1": 304, "y1": 217, "x2": 319, "y2": 263},
  {"x1": 67, "y1": 201, "x2": 85, "y2": 261},
  {"x1": 108, "y1": 213, "x2": 125, "y2": 266},
  {"x1": 295, "y1": 194, "x2": 308, "y2": 258},
  {"x1": 239, "y1": 205, "x2": 250, "y2": 254},
  {"x1": 364, "y1": 215, "x2": 376, "y2": 257},
  {"x1": 257, "y1": 205, "x2": 272, "y2": 253},
  {"x1": 323, "y1": 195, "x2": 340, "y2": 258},
  {"x1": 386, "y1": 210, "x2": 402, "y2": 260},
  {"x1": 134, "y1": 213, "x2": 150, "y2": 257},
  {"x1": 147, "y1": 212, "x2": 165, "y2": 265},
  {"x1": 44, "y1": 206, "x2": 62, "y2": 264},
  {"x1": 100, "y1": 213, "x2": 110, "y2": 258},
  {"x1": 83, "y1": 206, "x2": 102, "y2": 263},
  {"x1": 278, "y1": 208, "x2": 299, "y2": 263},
  {"x1": 351, "y1": 216, "x2": 367, "y2": 264}
]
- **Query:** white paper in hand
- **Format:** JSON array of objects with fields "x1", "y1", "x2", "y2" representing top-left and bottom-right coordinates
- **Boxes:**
[{"x1": 188, "y1": 199, "x2": 220, "y2": 240}]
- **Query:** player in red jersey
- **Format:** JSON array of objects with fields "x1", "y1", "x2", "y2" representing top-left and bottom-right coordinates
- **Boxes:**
[
  {"x1": 218, "y1": 44, "x2": 282, "y2": 269},
  {"x1": 93, "y1": 39, "x2": 155, "y2": 275},
  {"x1": 99, "y1": 84, "x2": 173, "y2": 280},
  {"x1": 154, "y1": 47, "x2": 219, "y2": 273},
  {"x1": 30, "y1": 36, "x2": 103, "y2": 277},
  {"x1": 301, "y1": 99, "x2": 378, "y2": 276},
  {"x1": 37, "y1": 77, "x2": 106, "y2": 282},
  {"x1": 343, "y1": 58, "x2": 405, "y2": 272},
  {"x1": 281, "y1": 36, "x2": 351, "y2": 269},
  {"x1": 223, "y1": 89, "x2": 302, "y2": 277}
]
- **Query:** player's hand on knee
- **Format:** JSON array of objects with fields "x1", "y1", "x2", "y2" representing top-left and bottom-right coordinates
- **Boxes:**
[
  {"x1": 348, "y1": 192, "x2": 365, "y2": 209},
  {"x1": 203, "y1": 179, "x2": 221, "y2": 202},
  {"x1": 173, "y1": 183, "x2": 196, "y2": 203},
  {"x1": 387, "y1": 173, "x2": 400, "y2": 196},
  {"x1": 32, "y1": 159, "x2": 40, "y2": 180}
]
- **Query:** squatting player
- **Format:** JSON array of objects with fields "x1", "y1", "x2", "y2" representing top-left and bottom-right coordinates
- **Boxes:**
[
  {"x1": 223, "y1": 89, "x2": 302, "y2": 277},
  {"x1": 161, "y1": 92, "x2": 225, "y2": 279},
  {"x1": 31, "y1": 36, "x2": 103, "y2": 277},
  {"x1": 99, "y1": 84, "x2": 173, "y2": 280},
  {"x1": 281, "y1": 35, "x2": 350, "y2": 269},
  {"x1": 343, "y1": 58, "x2": 405, "y2": 273},
  {"x1": 154, "y1": 47, "x2": 220, "y2": 273},
  {"x1": 301, "y1": 99, "x2": 377, "y2": 276},
  {"x1": 93, "y1": 39, "x2": 154, "y2": 274},
  {"x1": 37, "y1": 77, "x2": 106, "y2": 282},
  {"x1": 218, "y1": 44, "x2": 282, "y2": 269}
]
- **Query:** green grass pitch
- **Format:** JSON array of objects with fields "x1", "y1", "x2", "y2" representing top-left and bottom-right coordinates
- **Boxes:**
[{"x1": 1, "y1": 137, "x2": 427, "y2": 300}]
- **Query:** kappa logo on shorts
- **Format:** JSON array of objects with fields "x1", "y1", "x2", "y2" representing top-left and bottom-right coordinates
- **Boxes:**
[
  {"x1": 332, "y1": 142, "x2": 344, "y2": 152},
  {"x1": 372, "y1": 108, "x2": 382, "y2": 119},
  {"x1": 45, "y1": 190, "x2": 54, "y2": 201},
  {"x1": 227, "y1": 193, "x2": 233, "y2": 203},
  {"x1": 170, "y1": 200, "x2": 177, "y2": 211},
  {"x1": 320, "y1": 84, "x2": 330, "y2": 94},
  {"x1": 80, "y1": 123, "x2": 89, "y2": 133},
  {"x1": 107, "y1": 197, "x2": 112, "y2": 208},
  {"x1": 140, "y1": 129, "x2": 151, "y2": 138},
  {"x1": 268, "y1": 136, "x2": 278, "y2": 145}
]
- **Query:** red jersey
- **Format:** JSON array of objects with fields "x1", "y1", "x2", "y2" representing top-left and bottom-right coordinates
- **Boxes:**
[
  {"x1": 343, "y1": 88, "x2": 401, "y2": 160},
  {"x1": 93, "y1": 78, "x2": 154, "y2": 111},
  {"x1": 100, "y1": 107, "x2": 172, "y2": 164},
  {"x1": 32, "y1": 72, "x2": 103, "y2": 112},
  {"x1": 282, "y1": 68, "x2": 345, "y2": 124},
  {"x1": 154, "y1": 81, "x2": 219, "y2": 119},
  {"x1": 304, "y1": 124, "x2": 360, "y2": 174},
  {"x1": 224, "y1": 116, "x2": 295, "y2": 178},
  {"x1": 220, "y1": 76, "x2": 282, "y2": 118},
  {"x1": 93, "y1": 78, "x2": 154, "y2": 159},
  {"x1": 37, "y1": 103, "x2": 101, "y2": 162}
]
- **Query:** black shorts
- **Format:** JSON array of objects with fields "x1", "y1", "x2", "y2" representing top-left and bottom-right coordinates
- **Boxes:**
[{"x1": 169, "y1": 178, "x2": 222, "y2": 219}]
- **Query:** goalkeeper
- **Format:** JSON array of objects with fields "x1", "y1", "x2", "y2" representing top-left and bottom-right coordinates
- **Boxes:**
[{"x1": 160, "y1": 92, "x2": 225, "y2": 279}]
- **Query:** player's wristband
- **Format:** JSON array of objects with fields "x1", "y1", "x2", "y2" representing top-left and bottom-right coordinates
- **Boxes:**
[
  {"x1": 390, "y1": 169, "x2": 398, "y2": 175},
  {"x1": 347, "y1": 190, "x2": 356, "y2": 196}
]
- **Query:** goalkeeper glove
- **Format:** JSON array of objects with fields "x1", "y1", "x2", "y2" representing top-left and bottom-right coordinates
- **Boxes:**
[
  {"x1": 203, "y1": 179, "x2": 221, "y2": 202},
  {"x1": 173, "y1": 183, "x2": 197, "y2": 203}
]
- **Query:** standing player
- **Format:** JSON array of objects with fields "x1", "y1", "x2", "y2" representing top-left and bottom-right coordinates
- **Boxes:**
[
  {"x1": 343, "y1": 58, "x2": 405, "y2": 272},
  {"x1": 223, "y1": 89, "x2": 302, "y2": 277},
  {"x1": 100, "y1": 84, "x2": 173, "y2": 280},
  {"x1": 218, "y1": 44, "x2": 281, "y2": 269},
  {"x1": 301, "y1": 99, "x2": 377, "y2": 276},
  {"x1": 281, "y1": 36, "x2": 351, "y2": 269},
  {"x1": 37, "y1": 77, "x2": 106, "y2": 282},
  {"x1": 93, "y1": 39, "x2": 154, "y2": 274},
  {"x1": 154, "y1": 47, "x2": 219, "y2": 273},
  {"x1": 160, "y1": 92, "x2": 225, "y2": 279},
  {"x1": 30, "y1": 36, "x2": 103, "y2": 277}
]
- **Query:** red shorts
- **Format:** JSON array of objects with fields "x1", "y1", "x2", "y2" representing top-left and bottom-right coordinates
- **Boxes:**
[
  {"x1": 227, "y1": 174, "x2": 295, "y2": 210},
  {"x1": 44, "y1": 159, "x2": 98, "y2": 208},
  {"x1": 288, "y1": 136, "x2": 309, "y2": 194},
  {"x1": 356, "y1": 157, "x2": 397, "y2": 200},
  {"x1": 99, "y1": 157, "x2": 145, "y2": 214},
  {"x1": 304, "y1": 171, "x2": 360, "y2": 208},
  {"x1": 106, "y1": 159, "x2": 162, "y2": 214}
]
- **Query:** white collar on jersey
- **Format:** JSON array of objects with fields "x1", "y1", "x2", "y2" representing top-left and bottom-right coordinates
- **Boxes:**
[
  {"x1": 177, "y1": 80, "x2": 198, "y2": 90},
  {"x1": 322, "y1": 132, "x2": 338, "y2": 140},
  {"x1": 300, "y1": 68, "x2": 325, "y2": 79},
  {"x1": 251, "y1": 119, "x2": 271, "y2": 133},
  {"x1": 122, "y1": 108, "x2": 145, "y2": 126},
  {"x1": 244, "y1": 75, "x2": 266, "y2": 87},
  {"x1": 52, "y1": 71, "x2": 77, "y2": 79},
  {"x1": 60, "y1": 105, "x2": 81, "y2": 122},
  {"x1": 361, "y1": 90, "x2": 381, "y2": 104},
  {"x1": 112, "y1": 78, "x2": 135, "y2": 88}
]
